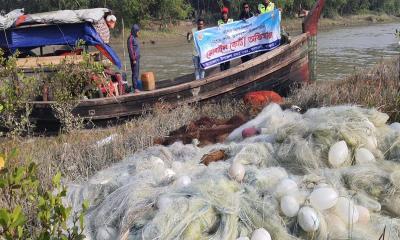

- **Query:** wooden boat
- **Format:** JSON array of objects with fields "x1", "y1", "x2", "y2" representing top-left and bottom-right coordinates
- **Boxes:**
[{"x1": 29, "y1": 0, "x2": 325, "y2": 127}]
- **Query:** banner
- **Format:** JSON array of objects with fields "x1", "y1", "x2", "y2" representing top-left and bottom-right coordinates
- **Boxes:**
[{"x1": 194, "y1": 9, "x2": 281, "y2": 69}]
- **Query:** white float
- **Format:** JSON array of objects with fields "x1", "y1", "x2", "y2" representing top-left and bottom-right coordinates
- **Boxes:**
[
  {"x1": 356, "y1": 205, "x2": 370, "y2": 224},
  {"x1": 334, "y1": 197, "x2": 359, "y2": 224},
  {"x1": 172, "y1": 161, "x2": 183, "y2": 172},
  {"x1": 274, "y1": 179, "x2": 298, "y2": 198},
  {"x1": 365, "y1": 135, "x2": 378, "y2": 150},
  {"x1": 390, "y1": 122, "x2": 400, "y2": 132},
  {"x1": 175, "y1": 175, "x2": 192, "y2": 188},
  {"x1": 355, "y1": 148, "x2": 375, "y2": 164},
  {"x1": 157, "y1": 195, "x2": 173, "y2": 211},
  {"x1": 327, "y1": 213, "x2": 347, "y2": 238},
  {"x1": 164, "y1": 168, "x2": 176, "y2": 179},
  {"x1": 298, "y1": 206, "x2": 320, "y2": 232},
  {"x1": 390, "y1": 171, "x2": 400, "y2": 188},
  {"x1": 355, "y1": 193, "x2": 381, "y2": 212},
  {"x1": 310, "y1": 187, "x2": 338, "y2": 210},
  {"x1": 328, "y1": 141, "x2": 349, "y2": 167},
  {"x1": 229, "y1": 162, "x2": 246, "y2": 182},
  {"x1": 150, "y1": 156, "x2": 165, "y2": 169},
  {"x1": 251, "y1": 228, "x2": 272, "y2": 240},
  {"x1": 281, "y1": 195, "x2": 300, "y2": 217}
]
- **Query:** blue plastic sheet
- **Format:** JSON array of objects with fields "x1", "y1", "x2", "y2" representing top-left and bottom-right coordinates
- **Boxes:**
[{"x1": 0, "y1": 22, "x2": 122, "y2": 69}]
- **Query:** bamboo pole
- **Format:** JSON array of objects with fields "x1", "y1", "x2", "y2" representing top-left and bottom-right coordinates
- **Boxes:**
[{"x1": 122, "y1": 18, "x2": 127, "y2": 72}]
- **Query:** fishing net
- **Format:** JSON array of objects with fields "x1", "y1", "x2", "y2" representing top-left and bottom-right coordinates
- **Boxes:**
[{"x1": 65, "y1": 104, "x2": 400, "y2": 239}]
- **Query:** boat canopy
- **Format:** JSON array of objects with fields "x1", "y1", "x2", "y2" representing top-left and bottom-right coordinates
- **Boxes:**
[
  {"x1": 0, "y1": 8, "x2": 110, "y2": 30},
  {"x1": 0, "y1": 9, "x2": 122, "y2": 69}
]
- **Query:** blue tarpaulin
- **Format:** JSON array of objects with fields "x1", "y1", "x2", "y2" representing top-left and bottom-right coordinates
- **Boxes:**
[{"x1": 0, "y1": 22, "x2": 122, "y2": 69}]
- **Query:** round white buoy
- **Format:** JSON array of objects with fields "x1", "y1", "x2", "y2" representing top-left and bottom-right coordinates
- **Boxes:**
[
  {"x1": 274, "y1": 179, "x2": 298, "y2": 198},
  {"x1": 327, "y1": 213, "x2": 347, "y2": 238},
  {"x1": 365, "y1": 135, "x2": 378, "y2": 150},
  {"x1": 355, "y1": 193, "x2": 381, "y2": 212},
  {"x1": 310, "y1": 187, "x2": 338, "y2": 210},
  {"x1": 328, "y1": 141, "x2": 349, "y2": 167},
  {"x1": 390, "y1": 122, "x2": 400, "y2": 132},
  {"x1": 281, "y1": 195, "x2": 300, "y2": 217},
  {"x1": 334, "y1": 197, "x2": 359, "y2": 224},
  {"x1": 157, "y1": 195, "x2": 173, "y2": 211},
  {"x1": 175, "y1": 175, "x2": 191, "y2": 188},
  {"x1": 229, "y1": 162, "x2": 246, "y2": 182},
  {"x1": 298, "y1": 206, "x2": 320, "y2": 232},
  {"x1": 356, "y1": 205, "x2": 370, "y2": 224},
  {"x1": 390, "y1": 171, "x2": 400, "y2": 188},
  {"x1": 251, "y1": 228, "x2": 272, "y2": 240},
  {"x1": 171, "y1": 161, "x2": 183, "y2": 172},
  {"x1": 164, "y1": 168, "x2": 176, "y2": 179},
  {"x1": 355, "y1": 148, "x2": 375, "y2": 164},
  {"x1": 150, "y1": 156, "x2": 165, "y2": 169}
]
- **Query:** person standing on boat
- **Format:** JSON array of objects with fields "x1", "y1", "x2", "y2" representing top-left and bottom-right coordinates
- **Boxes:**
[
  {"x1": 257, "y1": 0, "x2": 276, "y2": 15},
  {"x1": 218, "y1": 7, "x2": 233, "y2": 72},
  {"x1": 257, "y1": 1, "x2": 291, "y2": 45},
  {"x1": 239, "y1": 2, "x2": 254, "y2": 20},
  {"x1": 188, "y1": 18, "x2": 206, "y2": 80},
  {"x1": 239, "y1": 2, "x2": 254, "y2": 63},
  {"x1": 127, "y1": 24, "x2": 143, "y2": 92}
]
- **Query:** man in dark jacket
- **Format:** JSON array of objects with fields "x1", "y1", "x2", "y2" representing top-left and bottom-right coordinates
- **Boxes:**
[
  {"x1": 239, "y1": 2, "x2": 254, "y2": 63},
  {"x1": 127, "y1": 24, "x2": 142, "y2": 92},
  {"x1": 239, "y1": 2, "x2": 254, "y2": 20}
]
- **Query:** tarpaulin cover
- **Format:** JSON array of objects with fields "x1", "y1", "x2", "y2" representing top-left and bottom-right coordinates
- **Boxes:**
[
  {"x1": 194, "y1": 9, "x2": 281, "y2": 69},
  {"x1": 0, "y1": 9, "x2": 24, "y2": 30},
  {"x1": 0, "y1": 22, "x2": 122, "y2": 69},
  {"x1": 0, "y1": 8, "x2": 110, "y2": 30}
]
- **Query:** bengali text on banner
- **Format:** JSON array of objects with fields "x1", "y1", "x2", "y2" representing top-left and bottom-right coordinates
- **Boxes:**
[{"x1": 194, "y1": 9, "x2": 281, "y2": 69}]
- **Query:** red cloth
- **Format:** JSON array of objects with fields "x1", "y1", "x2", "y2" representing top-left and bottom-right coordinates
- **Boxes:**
[
  {"x1": 221, "y1": 7, "x2": 229, "y2": 14},
  {"x1": 243, "y1": 91, "x2": 284, "y2": 107}
]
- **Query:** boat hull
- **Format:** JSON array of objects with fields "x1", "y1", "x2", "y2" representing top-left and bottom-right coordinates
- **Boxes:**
[{"x1": 30, "y1": 33, "x2": 310, "y2": 126}]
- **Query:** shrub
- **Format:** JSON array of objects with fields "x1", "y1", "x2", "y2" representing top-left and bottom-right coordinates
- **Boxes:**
[
  {"x1": 0, "y1": 150, "x2": 89, "y2": 240},
  {"x1": 0, "y1": 50, "x2": 39, "y2": 137}
]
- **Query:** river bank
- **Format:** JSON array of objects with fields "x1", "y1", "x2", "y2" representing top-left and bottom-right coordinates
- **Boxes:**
[
  {"x1": 129, "y1": 13, "x2": 400, "y2": 43},
  {"x1": 284, "y1": 13, "x2": 400, "y2": 32}
]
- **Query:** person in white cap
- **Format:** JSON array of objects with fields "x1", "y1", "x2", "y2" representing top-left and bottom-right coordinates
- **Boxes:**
[
  {"x1": 106, "y1": 15, "x2": 117, "y2": 29},
  {"x1": 93, "y1": 13, "x2": 117, "y2": 44}
]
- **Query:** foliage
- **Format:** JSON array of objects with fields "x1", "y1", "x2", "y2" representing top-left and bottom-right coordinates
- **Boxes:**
[
  {"x1": 0, "y1": 50, "x2": 38, "y2": 137},
  {"x1": 39, "y1": 42, "x2": 104, "y2": 133},
  {"x1": 1, "y1": 0, "x2": 399, "y2": 28},
  {"x1": 188, "y1": 0, "x2": 400, "y2": 20},
  {"x1": 0, "y1": 150, "x2": 89, "y2": 240}
]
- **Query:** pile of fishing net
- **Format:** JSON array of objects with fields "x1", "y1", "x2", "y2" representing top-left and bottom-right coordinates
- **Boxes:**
[{"x1": 66, "y1": 104, "x2": 400, "y2": 240}]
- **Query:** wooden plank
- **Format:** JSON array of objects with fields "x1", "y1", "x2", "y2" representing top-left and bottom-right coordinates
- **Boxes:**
[{"x1": 16, "y1": 55, "x2": 85, "y2": 68}]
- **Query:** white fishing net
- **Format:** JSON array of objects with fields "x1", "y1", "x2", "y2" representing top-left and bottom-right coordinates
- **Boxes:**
[{"x1": 66, "y1": 104, "x2": 400, "y2": 240}]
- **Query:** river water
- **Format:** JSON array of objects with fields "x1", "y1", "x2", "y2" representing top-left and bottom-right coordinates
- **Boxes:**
[{"x1": 113, "y1": 22, "x2": 400, "y2": 82}]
